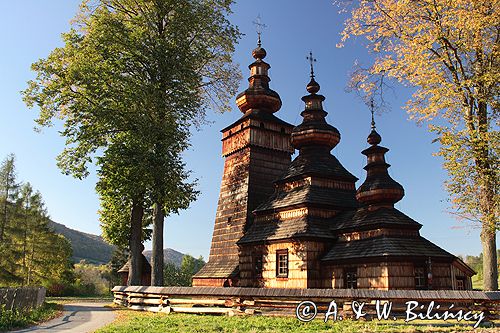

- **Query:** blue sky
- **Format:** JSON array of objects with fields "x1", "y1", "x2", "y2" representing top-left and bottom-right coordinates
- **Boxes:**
[{"x1": 0, "y1": 1, "x2": 488, "y2": 259}]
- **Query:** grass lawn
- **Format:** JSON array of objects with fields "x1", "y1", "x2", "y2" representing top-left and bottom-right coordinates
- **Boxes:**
[
  {"x1": 95, "y1": 310, "x2": 498, "y2": 333},
  {"x1": 471, "y1": 274, "x2": 500, "y2": 290},
  {"x1": 0, "y1": 302, "x2": 61, "y2": 332}
]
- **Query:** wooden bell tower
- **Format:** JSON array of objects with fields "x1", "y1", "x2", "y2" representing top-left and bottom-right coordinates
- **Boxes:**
[{"x1": 192, "y1": 38, "x2": 294, "y2": 287}]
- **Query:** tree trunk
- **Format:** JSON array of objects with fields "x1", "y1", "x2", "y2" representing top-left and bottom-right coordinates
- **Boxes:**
[
  {"x1": 0, "y1": 186, "x2": 9, "y2": 242},
  {"x1": 0, "y1": 198, "x2": 6, "y2": 242},
  {"x1": 475, "y1": 100, "x2": 498, "y2": 291},
  {"x1": 22, "y1": 217, "x2": 27, "y2": 286},
  {"x1": 481, "y1": 227, "x2": 498, "y2": 290},
  {"x1": 479, "y1": 175, "x2": 498, "y2": 291},
  {"x1": 0, "y1": 160, "x2": 15, "y2": 242},
  {"x1": 128, "y1": 200, "x2": 144, "y2": 286},
  {"x1": 28, "y1": 236, "x2": 35, "y2": 285},
  {"x1": 22, "y1": 201, "x2": 29, "y2": 286},
  {"x1": 151, "y1": 202, "x2": 164, "y2": 286}
]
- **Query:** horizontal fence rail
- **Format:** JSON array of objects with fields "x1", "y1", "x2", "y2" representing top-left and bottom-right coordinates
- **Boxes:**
[
  {"x1": 113, "y1": 286, "x2": 500, "y2": 321},
  {"x1": 0, "y1": 287, "x2": 46, "y2": 311}
]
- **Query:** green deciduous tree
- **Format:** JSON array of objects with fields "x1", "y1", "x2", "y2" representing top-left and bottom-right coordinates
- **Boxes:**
[
  {"x1": 96, "y1": 135, "x2": 154, "y2": 285},
  {"x1": 23, "y1": 0, "x2": 240, "y2": 286},
  {"x1": 341, "y1": 0, "x2": 499, "y2": 290},
  {"x1": 163, "y1": 254, "x2": 204, "y2": 286}
]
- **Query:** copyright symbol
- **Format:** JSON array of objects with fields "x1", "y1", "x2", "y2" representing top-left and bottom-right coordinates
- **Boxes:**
[{"x1": 296, "y1": 301, "x2": 317, "y2": 322}]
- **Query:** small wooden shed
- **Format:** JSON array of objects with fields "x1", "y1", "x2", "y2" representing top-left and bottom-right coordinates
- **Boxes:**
[{"x1": 117, "y1": 254, "x2": 152, "y2": 286}]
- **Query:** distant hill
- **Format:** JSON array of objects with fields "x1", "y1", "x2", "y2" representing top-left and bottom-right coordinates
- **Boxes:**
[
  {"x1": 143, "y1": 248, "x2": 186, "y2": 267},
  {"x1": 47, "y1": 220, "x2": 190, "y2": 267},
  {"x1": 48, "y1": 220, "x2": 115, "y2": 265}
]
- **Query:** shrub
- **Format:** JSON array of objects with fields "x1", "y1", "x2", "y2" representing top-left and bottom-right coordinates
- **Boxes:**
[{"x1": 0, "y1": 302, "x2": 59, "y2": 331}]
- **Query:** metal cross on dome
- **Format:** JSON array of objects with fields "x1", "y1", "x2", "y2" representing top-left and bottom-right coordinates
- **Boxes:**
[
  {"x1": 370, "y1": 98, "x2": 376, "y2": 130},
  {"x1": 307, "y1": 51, "x2": 317, "y2": 78},
  {"x1": 252, "y1": 14, "x2": 267, "y2": 47}
]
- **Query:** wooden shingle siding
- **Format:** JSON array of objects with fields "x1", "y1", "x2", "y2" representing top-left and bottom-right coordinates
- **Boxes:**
[
  {"x1": 240, "y1": 241, "x2": 332, "y2": 289},
  {"x1": 320, "y1": 261, "x2": 468, "y2": 291},
  {"x1": 202, "y1": 143, "x2": 292, "y2": 266},
  {"x1": 194, "y1": 100, "x2": 294, "y2": 286},
  {"x1": 339, "y1": 228, "x2": 419, "y2": 241}
]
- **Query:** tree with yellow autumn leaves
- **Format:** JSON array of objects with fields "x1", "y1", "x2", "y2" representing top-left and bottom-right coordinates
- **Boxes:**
[{"x1": 341, "y1": 0, "x2": 499, "y2": 290}]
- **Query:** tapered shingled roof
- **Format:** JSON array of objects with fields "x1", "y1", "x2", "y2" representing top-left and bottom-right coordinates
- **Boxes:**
[
  {"x1": 321, "y1": 235, "x2": 454, "y2": 262},
  {"x1": 221, "y1": 108, "x2": 293, "y2": 133},
  {"x1": 253, "y1": 184, "x2": 358, "y2": 213},
  {"x1": 330, "y1": 207, "x2": 422, "y2": 232},
  {"x1": 237, "y1": 215, "x2": 336, "y2": 245},
  {"x1": 276, "y1": 151, "x2": 358, "y2": 184},
  {"x1": 193, "y1": 260, "x2": 239, "y2": 279},
  {"x1": 238, "y1": 206, "x2": 425, "y2": 245}
]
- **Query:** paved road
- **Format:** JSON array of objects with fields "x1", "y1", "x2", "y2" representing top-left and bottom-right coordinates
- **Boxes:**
[{"x1": 11, "y1": 302, "x2": 116, "y2": 333}]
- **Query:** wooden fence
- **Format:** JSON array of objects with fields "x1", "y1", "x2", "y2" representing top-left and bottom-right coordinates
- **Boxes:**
[
  {"x1": 113, "y1": 286, "x2": 500, "y2": 322},
  {"x1": 0, "y1": 287, "x2": 46, "y2": 311}
]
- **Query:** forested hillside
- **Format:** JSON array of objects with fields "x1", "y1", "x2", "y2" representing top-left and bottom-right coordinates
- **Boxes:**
[
  {"x1": 48, "y1": 220, "x2": 114, "y2": 264},
  {"x1": 48, "y1": 221, "x2": 191, "y2": 267},
  {"x1": 143, "y1": 248, "x2": 184, "y2": 267}
]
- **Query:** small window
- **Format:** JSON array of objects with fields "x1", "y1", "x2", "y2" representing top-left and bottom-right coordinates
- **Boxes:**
[
  {"x1": 227, "y1": 216, "x2": 232, "y2": 226},
  {"x1": 456, "y1": 277, "x2": 465, "y2": 290},
  {"x1": 415, "y1": 266, "x2": 426, "y2": 289},
  {"x1": 260, "y1": 122, "x2": 265, "y2": 129},
  {"x1": 345, "y1": 268, "x2": 357, "y2": 289},
  {"x1": 276, "y1": 250, "x2": 288, "y2": 277},
  {"x1": 280, "y1": 127, "x2": 285, "y2": 133},
  {"x1": 254, "y1": 255, "x2": 263, "y2": 278}
]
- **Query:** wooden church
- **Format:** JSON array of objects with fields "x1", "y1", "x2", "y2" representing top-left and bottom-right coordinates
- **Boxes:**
[{"x1": 192, "y1": 39, "x2": 475, "y2": 290}]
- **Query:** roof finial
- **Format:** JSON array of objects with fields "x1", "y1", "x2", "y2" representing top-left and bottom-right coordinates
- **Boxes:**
[
  {"x1": 370, "y1": 98, "x2": 376, "y2": 130},
  {"x1": 367, "y1": 98, "x2": 381, "y2": 145},
  {"x1": 253, "y1": 14, "x2": 267, "y2": 47},
  {"x1": 306, "y1": 51, "x2": 317, "y2": 78}
]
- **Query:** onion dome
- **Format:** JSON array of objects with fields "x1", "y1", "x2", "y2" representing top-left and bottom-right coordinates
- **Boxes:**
[
  {"x1": 291, "y1": 52, "x2": 340, "y2": 151},
  {"x1": 235, "y1": 36, "x2": 281, "y2": 114},
  {"x1": 356, "y1": 113, "x2": 404, "y2": 207},
  {"x1": 250, "y1": 53, "x2": 358, "y2": 217}
]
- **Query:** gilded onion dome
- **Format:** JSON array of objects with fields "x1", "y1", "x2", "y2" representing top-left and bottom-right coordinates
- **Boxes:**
[
  {"x1": 235, "y1": 37, "x2": 281, "y2": 114},
  {"x1": 356, "y1": 113, "x2": 404, "y2": 207}
]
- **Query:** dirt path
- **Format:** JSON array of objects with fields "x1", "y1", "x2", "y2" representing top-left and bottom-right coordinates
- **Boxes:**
[{"x1": 11, "y1": 302, "x2": 116, "y2": 333}]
